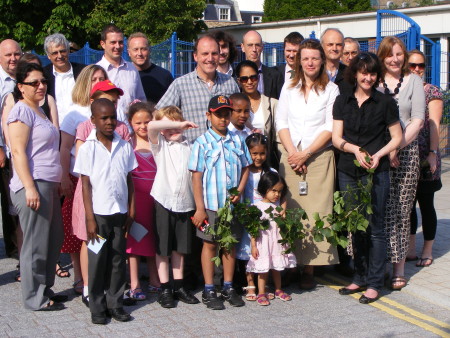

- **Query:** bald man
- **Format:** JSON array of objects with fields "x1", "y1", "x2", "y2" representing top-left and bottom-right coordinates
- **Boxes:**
[
  {"x1": 0, "y1": 39, "x2": 22, "y2": 258},
  {"x1": 241, "y1": 30, "x2": 282, "y2": 99}
]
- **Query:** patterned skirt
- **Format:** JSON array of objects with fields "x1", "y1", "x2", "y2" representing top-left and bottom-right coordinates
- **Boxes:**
[{"x1": 385, "y1": 141, "x2": 419, "y2": 263}]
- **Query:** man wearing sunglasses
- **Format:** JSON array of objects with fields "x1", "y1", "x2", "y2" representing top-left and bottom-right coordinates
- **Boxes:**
[
  {"x1": 43, "y1": 33, "x2": 85, "y2": 124},
  {"x1": 241, "y1": 30, "x2": 282, "y2": 100}
]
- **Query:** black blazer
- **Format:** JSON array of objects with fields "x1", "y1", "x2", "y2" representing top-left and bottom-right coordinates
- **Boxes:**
[
  {"x1": 43, "y1": 62, "x2": 85, "y2": 98},
  {"x1": 334, "y1": 63, "x2": 352, "y2": 95},
  {"x1": 262, "y1": 64, "x2": 282, "y2": 100}
]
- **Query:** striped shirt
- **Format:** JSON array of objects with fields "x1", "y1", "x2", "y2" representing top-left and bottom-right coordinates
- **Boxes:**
[
  {"x1": 188, "y1": 128, "x2": 252, "y2": 211},
  {"x1": 156, "y1": 69, "x2": 239, "y2": 142}
]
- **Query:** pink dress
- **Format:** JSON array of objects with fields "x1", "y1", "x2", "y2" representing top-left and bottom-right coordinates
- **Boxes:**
[
  {"x1": 246, "y1": 200, "x2": 297, "y2": 273},
  {"x1": 126, "y1": 144, "x2": 157, "y2": 256},
  {"x1": 71, "y1": 120, "x2": 130, "y2": 241}
]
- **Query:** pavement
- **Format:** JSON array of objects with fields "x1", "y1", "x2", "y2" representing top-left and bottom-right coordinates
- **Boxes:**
[{"x1": 0, "y1": 160, "x2": 449, "y2": 337}]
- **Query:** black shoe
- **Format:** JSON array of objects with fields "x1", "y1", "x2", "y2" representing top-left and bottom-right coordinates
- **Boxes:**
[
  {"x1": 82, "y1": 295, "x2": 89, "y2": 308},
  {"x1": 50, "y1": 294, "x2": 69, "y2": 303},
  {"x1": 91, "y1": 312, "x2": 107, "y2": 325},
  {"x1": 339, "y1": 286, "x2": 367, "y2": 295},
  {"x1": 221, "y1": 287, "x2": 244, "y2": 307},
  {"x1": 359, "y1": 294, "x2": 379, "y2": 304},
  {"x1": 123, "y1": 297, "x2": 137, "y2": 306},
  {"x1": 108, "y1": 307, "x2": 131, "y2": 322},
  {"x1": 202, "y1": 290, "x2": 225, "y2": 310},
  {"x1": 158, "y1": 289, "x2": 175, "y2": 308},
  {"x1": 38, "y1": 301, "x2": 65, "y2": 311},
  {"x1": 174, "y1": 287, "x2": 200, "y2": 304}
]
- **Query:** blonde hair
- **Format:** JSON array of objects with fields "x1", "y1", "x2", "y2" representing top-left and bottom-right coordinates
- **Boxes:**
[
  {"x1": 72, "y1": 65, "x2": 108, "y2": 106},
  {"x1": 377, "y1": 36, "x2": 410, "y2": 77},
  {"x1": 153, "y1": 105, "x2": 184, "y2": 121}
]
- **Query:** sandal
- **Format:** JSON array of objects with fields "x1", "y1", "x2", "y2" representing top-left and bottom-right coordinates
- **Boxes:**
[
  {"x1": 14, "y1": 264, "x2": 20, "y2": 282},
  {"x1": 391, "y1": 276, "x2": 407, "y2": 290},
  {"x1": 266, "y1": 292, "x2": 275, "y2": 300},
  {"x1": 256, "y1": 293, "x2": 270, "y2": 306},
  {"x1": 416, "y1": 257, "x2": 433, "y2": 267},
  {"x1": 148, "y1": 284, "x2": 162, "y2": 293},
  {"x1": 275, "y1": 290, "x2": 292, "y2": 301},
  {"x1": 56, "y1": 262, "x2": 71, "y2": 278},
  {"x1": 243, "y1": 286, "x2": 257, "y2": 301},
  {"x1": 72, "y1": 279, "x2": 83, "y2": 295},
  {"x1": 128, "y1": 288, "x2": 147, "y2": 300}
]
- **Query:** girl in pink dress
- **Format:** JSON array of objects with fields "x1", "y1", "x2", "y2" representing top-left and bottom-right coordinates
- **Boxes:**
[
  {"x1": 126, "y1": 102, "x2": 160, "y2": 300},
  {"x1": 246, "y1": 171, "x2": 297, "y2": 306}
]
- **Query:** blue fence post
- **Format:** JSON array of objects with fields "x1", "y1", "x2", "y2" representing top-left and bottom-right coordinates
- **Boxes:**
[
  {"x1": 432, "y1": 41, "x2": 441, "y2": 87},
  {"x1": 376, "y1": 11, "x2": 382, "y2": 49},
  {"x1": 170, "y1": 32, "x2": 177, "y2": 78},
  {"x1": 84, "y1": 42, "x2": 90, "y2": 65},
  {"x1": 309, "y1": 31, "x2": 316, "y2": 39}
]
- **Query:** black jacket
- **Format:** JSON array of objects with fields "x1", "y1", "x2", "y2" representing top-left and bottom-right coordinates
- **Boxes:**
[
  {"x1": 43, "y1": 62, "x2": 85, "y2": 98},
  {"x1": 262, "y1": 64, "x2": 282, "y2": 100}
]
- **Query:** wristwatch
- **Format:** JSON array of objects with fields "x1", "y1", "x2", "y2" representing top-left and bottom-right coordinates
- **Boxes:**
[{"x1": 429, "y1": 149, "x2": 438, "y2": 154}]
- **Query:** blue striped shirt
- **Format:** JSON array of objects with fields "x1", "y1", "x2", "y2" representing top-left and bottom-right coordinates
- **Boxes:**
[
  {"x1": 156, "y1": 69, "x2": 239, "y2": 142},
  {"x1": 188, "y1": 128, "x2": 252, "y2": 211}
]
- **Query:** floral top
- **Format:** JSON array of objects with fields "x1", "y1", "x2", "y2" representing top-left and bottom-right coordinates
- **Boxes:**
[{"x1": 417, "y1": 83, "x2": 443, "y2": 181}]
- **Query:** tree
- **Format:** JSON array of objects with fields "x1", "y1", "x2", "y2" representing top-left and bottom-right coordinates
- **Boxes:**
[
  {"x1": 263, "y1": 0, "x2": 372, "y2": 22},
  {"x1": 0, "y1": 0, "x2": 208, "y2": 52}
]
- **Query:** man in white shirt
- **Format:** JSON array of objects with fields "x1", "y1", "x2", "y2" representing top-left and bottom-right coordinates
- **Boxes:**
[
  {"x1": 43, "y1": 33, "x2": 85, "y2": 124},
  {"x1": 209, "y1": 31, "x2": 237, "y2": 77},
  {"x1": 276, "y1": 32, "x2": 304, "y2": 84},
  {"x1": 97, "y1": 24, "x2": 146, "y2": 123}
]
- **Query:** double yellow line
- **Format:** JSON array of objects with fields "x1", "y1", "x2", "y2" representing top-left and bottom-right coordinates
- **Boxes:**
[{"x1": 316, "y1": 275, "x2": 450, "y2": 337}]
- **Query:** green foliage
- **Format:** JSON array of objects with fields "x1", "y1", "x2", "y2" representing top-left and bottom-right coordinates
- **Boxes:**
[
  {"x1": 313, "y1": 158, "x2": 373, "y2": 248},
  {"x1": 264, "y1": 0, "x2": 372, "y2": 22},
  {"x1": 205, "y1": 188, "x2": 240, "y2": 267},
  {"x1": 232, "y1": 199, "x2": 270, "y2": 239},
  {"x1": 267, "y1": 206, "x2": 308, "y2": 254},
  {"x1": 0, "y1": 0, "x2": 208, "y2": 52}
]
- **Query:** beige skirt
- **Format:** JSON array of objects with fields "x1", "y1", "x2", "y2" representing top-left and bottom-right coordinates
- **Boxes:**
[{"x1": 279, "y1": 146, "x2": 339, "y2": 266}]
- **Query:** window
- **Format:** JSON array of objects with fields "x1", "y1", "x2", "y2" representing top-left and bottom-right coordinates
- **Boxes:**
[
  {"x1": 252, "y1": 16, "x2": 262, "y2": 23},
  {"x1": 219, "y1": 7, "x2": 230, "y2": 21}
]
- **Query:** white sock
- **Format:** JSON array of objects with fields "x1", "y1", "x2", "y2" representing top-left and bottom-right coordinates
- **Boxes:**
[{"x1": 83, "y1": 286, "x2": 88, "y2": 297}]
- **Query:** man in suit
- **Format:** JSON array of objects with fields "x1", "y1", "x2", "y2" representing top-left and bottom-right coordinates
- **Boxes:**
[
  {"x1": 241, "y1": 30, "x2": 282, "y2": 99},
  {"x1": 276, "y1": 32, "x2": 304, "y2": 86},
  {"x1": 320, "y1": 28, "x2": 347, "y2": 89},
  {"x1": 43, "y1": 33, "x2": 85, "y2": 124}
]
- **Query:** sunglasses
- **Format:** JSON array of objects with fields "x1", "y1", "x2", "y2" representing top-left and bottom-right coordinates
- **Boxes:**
[
  {"x1": 21, "y1": 79, "x2": 48, "y2": 87},
  {"x1": 408, "y1": 63, "x2": 425, "y2": 70},
  {"x1": 238, "y1": 74, "x2": 258, "y2": 83}
]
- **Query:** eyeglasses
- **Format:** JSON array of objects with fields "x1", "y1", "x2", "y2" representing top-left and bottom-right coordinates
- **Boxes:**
[
  {"x1": 49, "y1": 49, "x2": 68, "y2": 56},
  {"x1": 238, "y1": 74, "x2": 258, "y2": 83},
  {"x1": 343, "y1": 51, "x2": 358, "y2": 56},
  {"x1": 21, "y1": 79, "x2": 48, "y2": 87},
  {"x1": 408, "y1": 63, "x2": 425, "y2": 70}
]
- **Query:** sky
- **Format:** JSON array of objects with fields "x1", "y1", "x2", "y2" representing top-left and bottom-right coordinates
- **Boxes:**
[{"x1": 236, "y1": 0, "x2": 264, "y2": 12}]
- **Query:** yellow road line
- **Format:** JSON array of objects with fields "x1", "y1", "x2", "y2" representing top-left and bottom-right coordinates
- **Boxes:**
[{"x1": 316, "y1": 276, "x2": 450, "y2": 337}]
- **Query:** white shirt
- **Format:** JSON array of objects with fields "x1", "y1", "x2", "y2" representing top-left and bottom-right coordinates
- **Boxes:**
[
  {"x1": 60, "y1": 104, "x2": 91, "y2": 175},
  {"x1": 97, "y1": 56, "x2": 146, "y2": 124},
  {"x1": 150, "y1": 134, "x2": 194, "y2": 212},
  {"x1": 250, "y1": 103, "x2": 265, "y2": 131},
  {"x1": 257, "y1": 63, "x2": 264, "y2": 95},
  {"x1": 53, "y1": 65, "x2": 76, "y2": 124},
  {"x1": 228, "y1": 124, "x2": 252, "y2": 141},
  {"x1": 276, "y1": 81, "x2": 339, "y2": 150},
  {"x1": 0, "y1": 66, "x2": 15, "y2": 107},
  {"x1": 74, "y1": 130, "x2": 138, "y2": 215}
]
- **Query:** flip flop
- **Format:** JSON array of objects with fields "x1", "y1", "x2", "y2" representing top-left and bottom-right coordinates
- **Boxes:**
[
  {"x1": 416, "y1": 257, "x2": 433, "y2": 267},
  {"x1": 391, "y1": 276, "x2": 407, "y2": 290}
]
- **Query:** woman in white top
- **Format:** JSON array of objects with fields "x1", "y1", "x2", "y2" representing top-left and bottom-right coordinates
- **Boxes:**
[
  {"x1": 59, "y1": 64, "x2": 107, "y2": 298},
  {"x1": 276, "y1": 39, "x2": 340, "y2": 289},
  {"x1": 235, "y1": 60, "x2": 279, "y2": 169}
]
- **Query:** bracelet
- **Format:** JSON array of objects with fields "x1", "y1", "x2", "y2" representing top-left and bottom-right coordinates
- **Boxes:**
[{"x1": 340, "y1": 141, "x2": 347, "y2": 151}]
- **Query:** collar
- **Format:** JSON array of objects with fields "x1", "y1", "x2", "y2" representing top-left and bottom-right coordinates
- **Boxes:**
[
  {"x1": 225, "y1": 64, "x2": 233, "y2": 76},
  {"x1": 0, "y1": 66, "x2": 14, "y2": 81},
  {"x1": 285, "y1": 64, "x2": 293, "y2": 73},
  {"x1": 86, "y1": 128, "x2": 121, "y2": 151},
  {"x1": 207, "y1": 127, "x2": 230, "y2": 142},
  {"x1": 100, "y1": 55, "x2": 127, "y2": 70},
  {"x1": 167, "y1": 135, "x2": 189, "y2": 146},
  {"x1": 347, "y1": 88, "x2": 381, "y2": 104},
  {"x1": 52, "y1": 64, "x2": 73, "y2": 77},
  {"x1": 228, "y1": 123, "x2": 251, "y2": 135},
  {"x1": 195, "y1": 68, "x2": 217, "y2": 83}
]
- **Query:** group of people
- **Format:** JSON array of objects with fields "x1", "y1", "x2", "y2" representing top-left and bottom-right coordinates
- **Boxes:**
[{"x1": 0, "y1": 23, "x2": 443, "y2": 324}]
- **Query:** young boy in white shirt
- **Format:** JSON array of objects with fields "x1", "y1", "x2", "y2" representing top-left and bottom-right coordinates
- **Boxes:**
[
  {"x1": 148, "y1": 105, "x2": 199, "y2": 309},
  {"x1": 74, "y1": 98, "x2": 137, "y2": 325}
]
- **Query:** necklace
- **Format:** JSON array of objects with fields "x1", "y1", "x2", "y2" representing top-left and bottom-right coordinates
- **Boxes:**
[{"x1": 382, "y1": 75, "x2": 404, "y2": 96}]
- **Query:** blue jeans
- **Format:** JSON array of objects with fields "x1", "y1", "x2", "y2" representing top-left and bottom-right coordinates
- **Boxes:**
[{"x1": 338, "y1": 170, "x2": 389, "y2": 291}]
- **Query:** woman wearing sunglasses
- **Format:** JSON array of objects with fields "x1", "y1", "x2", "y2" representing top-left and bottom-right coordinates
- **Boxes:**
[
  {"x1": 333, "y1": 53, "x2": 402, "y2": 303},
  {"x1": 235, "y1": 60, "x2": 279, "y2": 169},
  {"x1": 276, "y1": 39, "x2": 339, "y2": 289},
  {"x1": 7, "y1": 62, "x2": 65, "y2": 311},
  {"x1": 377, "y1": 37, "x2": 425, "y2": 290},
  {"x1": 406, "y1": 50, "x2": 443, "y2": 268}
]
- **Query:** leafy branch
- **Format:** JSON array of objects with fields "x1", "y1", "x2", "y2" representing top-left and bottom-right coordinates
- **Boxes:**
[{"x1": 232, "y1": 200, "x2": 270, "y2": 239}]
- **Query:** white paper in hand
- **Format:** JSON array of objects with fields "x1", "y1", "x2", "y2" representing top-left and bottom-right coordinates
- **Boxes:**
[
  {"x1": 87, "y1": 236, "x2": 106, "y2": 254},
  {"x1": 129, "y1": 221, "x2": 148, "y2": 242}
]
